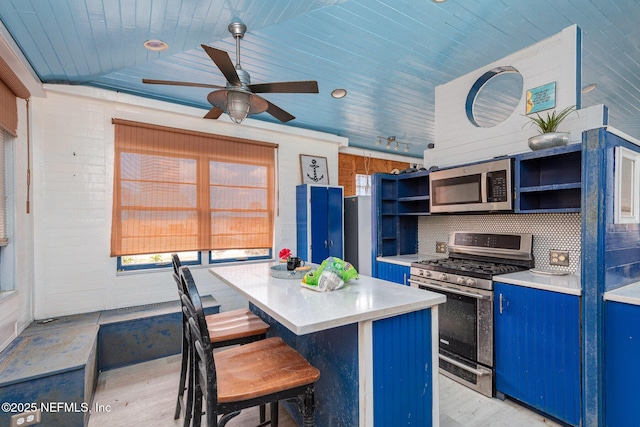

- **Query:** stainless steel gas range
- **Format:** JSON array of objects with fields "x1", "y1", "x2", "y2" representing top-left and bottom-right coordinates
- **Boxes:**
[{"x1": 409, "y1": 231, "x2": 534, "y2": 397}]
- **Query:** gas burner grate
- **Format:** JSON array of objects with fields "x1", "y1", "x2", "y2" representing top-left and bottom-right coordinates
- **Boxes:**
[{"x1": 413, "y1": 258, "x2": 526, "y2": 279}]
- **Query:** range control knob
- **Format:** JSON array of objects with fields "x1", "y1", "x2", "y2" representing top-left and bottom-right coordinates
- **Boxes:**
[
  {"x1": 456, "y1": 277, "x2": 465, "y2": 285},
  {"x1": 422, "y1": 270, "x2": 432, "y2": 277},
  {"x1": 466, "y1": 278, "x2": 476, "y2": 287},
  {"x1": 438, "y1": 273, "x2": 448, "y2": 281}
]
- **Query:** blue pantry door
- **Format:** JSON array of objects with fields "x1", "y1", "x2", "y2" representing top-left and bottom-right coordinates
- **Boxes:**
[
  {"x1": 310, "y1": 186, "x2": 329, "y2": 263},
  {"x1": 327, "y1": 186, "x2": 343, "y2": 259},
  {"x1": 309, "y1": 186, "x2": 343, "y2": 264}
]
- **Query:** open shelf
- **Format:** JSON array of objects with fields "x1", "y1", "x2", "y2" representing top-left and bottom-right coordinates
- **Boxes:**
[
  {"x1": 372, "y1": 172, "x2": 429, "y2": 271},
  {"x1": 515, "y1": 144, "x2": 582, "y2": 213}
]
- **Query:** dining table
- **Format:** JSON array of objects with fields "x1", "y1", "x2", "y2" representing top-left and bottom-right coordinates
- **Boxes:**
[{"x1": 209, "y1": 261, "x2": 445, "y2": 427}]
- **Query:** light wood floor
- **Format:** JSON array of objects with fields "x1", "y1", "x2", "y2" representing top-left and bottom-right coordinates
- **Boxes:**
[{"x1": 88, "y1": 354, "x2": 562, "y2": 427}]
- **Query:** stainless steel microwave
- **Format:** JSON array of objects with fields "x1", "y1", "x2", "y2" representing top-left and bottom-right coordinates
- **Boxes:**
[{"x1": 429, "y1": 158, "x2": 512, "y2": 213}]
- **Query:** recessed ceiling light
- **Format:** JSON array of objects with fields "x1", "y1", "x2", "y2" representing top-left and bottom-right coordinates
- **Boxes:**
[
  {"x1": 331, "y1": 88, "x2": 347, "y2": 99},
  {"x1": 144, "y1": 39, "x2": 169, "y2": 52},
  {"x1": 432, "y1": 0, "x2": 447, "y2": 3},
  {"x1": 582, "y1": 83, "x2": 597, "y2": 94}
]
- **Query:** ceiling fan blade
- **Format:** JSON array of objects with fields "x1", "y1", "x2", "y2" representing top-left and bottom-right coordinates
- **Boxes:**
[
  {"x1": 249, "y1": 80, "x2": 319, "y2": 94},
  {"x1": 201, "y1": 44, "x2": 241, "y2": 86},
  {"x1": 204, "y1": 107, "x2": 224, "y2": 119},
  {"x1": 265, "y1": 101, "x2": 295, "y2": 123},
  {"x1": 142, "y1": 78, "x2": 225, "y2": 90}
]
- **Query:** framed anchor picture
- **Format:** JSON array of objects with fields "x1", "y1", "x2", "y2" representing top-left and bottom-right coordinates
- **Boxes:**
[{"x1": 300, "y1": 154, "x2": 329, "y2": 185}]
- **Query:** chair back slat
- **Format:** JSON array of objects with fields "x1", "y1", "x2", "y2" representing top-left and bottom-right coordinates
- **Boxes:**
[
  {"x1": 172, "y1": 254, "x2": 188, "y2": 298},
  {"x1": 171, "y1": 253, "x2": 182, "y2": 276}
]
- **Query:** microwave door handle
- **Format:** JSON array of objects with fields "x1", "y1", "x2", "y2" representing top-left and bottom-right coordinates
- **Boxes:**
[{"x1": 480, "y1": 172, "x2": 488, "y2": 202}]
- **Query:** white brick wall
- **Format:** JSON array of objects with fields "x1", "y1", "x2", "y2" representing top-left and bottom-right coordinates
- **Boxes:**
[{"x1": 30, "y1": 86, "x2": 345, "y2": 318}]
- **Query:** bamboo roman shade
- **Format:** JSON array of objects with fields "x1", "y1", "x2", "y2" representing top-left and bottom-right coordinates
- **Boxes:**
[
  {"x1": 111, "y1": 119, "x2": 276, "y2": 257},
  {"x1": 0, "y1": 55, "x2": 30, "y2": 136}
]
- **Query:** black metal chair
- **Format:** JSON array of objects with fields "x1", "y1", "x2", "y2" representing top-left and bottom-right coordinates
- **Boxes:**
[
  {"x1": 179, "y1": 265, "x2": 320, "y2": 427},
  {"x1": 172, "y1": 254, "x2": 270, "y2": 424}
]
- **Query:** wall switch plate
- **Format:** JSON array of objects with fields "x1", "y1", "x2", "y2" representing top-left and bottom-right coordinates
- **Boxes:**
[
  {"x1": 436, "y1": 241, "x2": 447, "y2": 253},
  {"x1": 549, "y1": 250, "x2": 570, "y2": 266},
  {"x1": 10, "y1": 410, "x2": 41, "y2": 427}
]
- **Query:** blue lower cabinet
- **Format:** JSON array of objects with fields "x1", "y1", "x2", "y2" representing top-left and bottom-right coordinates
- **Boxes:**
[
  {"x1": 494, "y1": 282, "x2": 581, "y2": 426},
  {"x1": 604, "y1": 301, "x2": 640, "y2": 427},
  {"x1": 376, "y1": 261, "x2": 410, "y2": 285}
]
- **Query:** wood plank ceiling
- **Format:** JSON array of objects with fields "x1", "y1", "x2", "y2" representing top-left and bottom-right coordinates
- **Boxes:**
[{"x1": 0, "y1": 0, "x2": 638, "y2": 158}]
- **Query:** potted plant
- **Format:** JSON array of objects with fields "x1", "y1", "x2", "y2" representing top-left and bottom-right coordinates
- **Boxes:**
[{"x1": 524, "y1": 105, "x2": 575, "y2": 150}]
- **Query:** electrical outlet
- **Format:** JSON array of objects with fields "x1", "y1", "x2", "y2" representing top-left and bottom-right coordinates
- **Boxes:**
[
  {"x1": 436, "y1": 241, "x2": 447, "y2": 253},
  {"x1": 549, "y1": 250, "x2": 570, "y2": 266},
  {"x1": 10, "y1": 410, "x2": 41, "y2": 427}
]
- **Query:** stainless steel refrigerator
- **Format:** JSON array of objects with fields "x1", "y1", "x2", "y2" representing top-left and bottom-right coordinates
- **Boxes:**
[{"x1": 343, "y1": 195, "x2": 372, "y2": 276}]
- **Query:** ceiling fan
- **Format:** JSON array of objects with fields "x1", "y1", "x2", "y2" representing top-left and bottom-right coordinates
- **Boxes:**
[{"x1": 142, "y1": 22, "x2": 319, "y2": 124}]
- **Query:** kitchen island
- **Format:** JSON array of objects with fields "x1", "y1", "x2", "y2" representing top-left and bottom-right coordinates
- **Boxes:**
[{"x1": 209, "y1": 262, "x2": 445, "y2": 427}]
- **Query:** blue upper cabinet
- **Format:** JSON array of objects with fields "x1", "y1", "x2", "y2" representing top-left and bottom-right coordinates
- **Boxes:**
[
  {"x1": 514, "y1": 143, "x2": 582, "y2": 213},
  {"x1": 371, "y1": 171, "x2": 429, "y2": 277},
  {"x1": 371, "y1": 172, "x2": 429, "y2": 253},
  {"x1": 296, "y1": 184, "x2": 344, "y2": 264}
]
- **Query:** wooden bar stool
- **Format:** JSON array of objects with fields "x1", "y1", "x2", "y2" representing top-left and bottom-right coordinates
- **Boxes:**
[
  {"x1": 179, "y1": 265, "x2": 320, "y2": 427},
  {"x1": 172, "y1": 254, "x2": 270, "y2": 424}
]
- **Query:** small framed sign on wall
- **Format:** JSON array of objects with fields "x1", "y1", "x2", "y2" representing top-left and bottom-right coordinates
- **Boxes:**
[
  {"x1": 300, "y1": 155, "x2": 329, "y2": 185},
  {"x1": 526, "y1": 82, "x2": 556, "y2": 115}
]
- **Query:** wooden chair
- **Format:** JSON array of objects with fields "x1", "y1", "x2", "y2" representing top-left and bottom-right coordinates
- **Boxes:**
[
  {"x1": 179, "y1": 265, "x2": 320, "y2": 427},
  {"x1": 172, "y1": 254, "x2": 270, "y2": 424}
]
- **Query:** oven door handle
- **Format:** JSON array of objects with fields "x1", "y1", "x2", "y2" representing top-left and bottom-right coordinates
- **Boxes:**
[
  {"x1": 439, "y1": 353, "x2": 490, "y2": 377},
  {"x1": 409, "y1": 280, "x2": 490, "y2": 300}
]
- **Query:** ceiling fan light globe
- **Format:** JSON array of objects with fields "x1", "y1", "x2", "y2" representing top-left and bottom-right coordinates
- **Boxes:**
[{"x1": 227, "y1": 91, "x2": 252, "y2": 123}]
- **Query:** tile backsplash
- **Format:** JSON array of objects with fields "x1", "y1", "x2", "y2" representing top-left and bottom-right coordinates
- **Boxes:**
[{"x1": 418, "y1": 213, "x2": 581, "y2": 273}]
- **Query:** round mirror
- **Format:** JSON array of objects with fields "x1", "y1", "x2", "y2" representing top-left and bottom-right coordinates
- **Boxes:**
[{"x1": 466, "y1": 66, "x2": 523, "y2": 128}]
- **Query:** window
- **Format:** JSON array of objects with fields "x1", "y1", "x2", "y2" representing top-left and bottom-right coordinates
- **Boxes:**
[
  {"x1": 355, "y1": 174, "x2": 372, "y2": 196},
  {"x1": 0, "y1": 129, "x2": 9, "y2": 290},
  {"x1": 0, "y1": 130, "x2": 7, "y2": 247},
  {"x1": 111, "y1": 120, "x2": 276, "y2": 270},
  {"x1": 615, "y1": 146, "x2": 640, "y2": 224}
]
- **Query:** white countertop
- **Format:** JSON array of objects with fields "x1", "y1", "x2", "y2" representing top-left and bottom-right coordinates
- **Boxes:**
[
  {"x1": 209, "y1": 262, "x2": 445, "y2": 335},
  {"x1": 376, "y1": 253, "x2": 445, "y2": 267},
  {"x1": 494, "y1": 270, "x2": 582, "y2": 296},
  {"x1": 604, "y1": 282, "x2": 640, "y2": 306}
]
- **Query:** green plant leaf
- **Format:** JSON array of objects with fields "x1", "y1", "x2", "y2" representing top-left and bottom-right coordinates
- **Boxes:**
[{"x1": 523, "y1": 105, "x2": 575, "y2": 134}]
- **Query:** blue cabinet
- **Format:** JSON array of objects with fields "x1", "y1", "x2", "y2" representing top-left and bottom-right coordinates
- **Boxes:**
[
  {"x1": 604, "y1": 300, "x2": 640, "y2": 427},
  {"x1": 494, "y1": 282, "x2": 581, "y2": 426},
  {"x1": 514, "y1": 143, "x2": 582, "y2": 213},
  {"x1": 376, "y1": 261, "x2": 410, "y2": 285},
  {"x1": 296, "y1": 184, "x2": 343, "y2": 264},
  {"x1": 371, "y1": 172, "x2": 428, "y2": 277}
]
